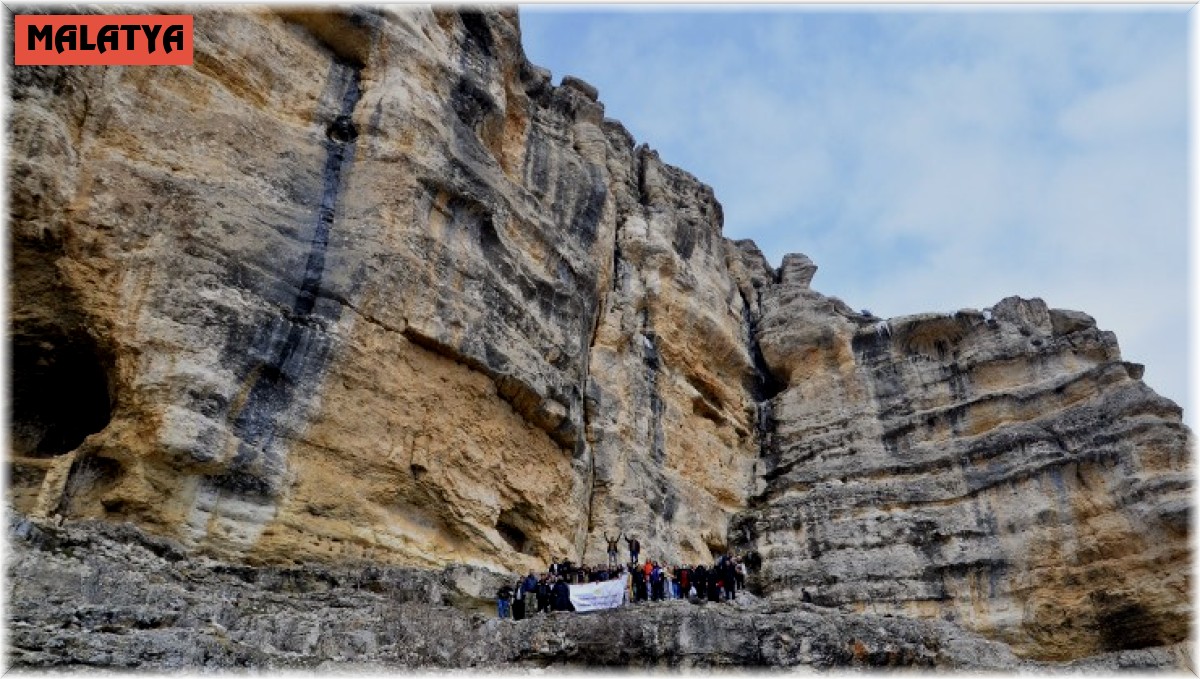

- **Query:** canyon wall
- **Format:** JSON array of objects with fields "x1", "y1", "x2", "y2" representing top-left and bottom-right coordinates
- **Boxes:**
[
  {"x1": 730, "y1": 257, "x2": 1191, "y2": 660},
  {"x1": 10, "y1": 6, "x2": 759, "y2": 575},
  {"x1": 7, "y1": 6, "x2": 1190, "y2": 665}
]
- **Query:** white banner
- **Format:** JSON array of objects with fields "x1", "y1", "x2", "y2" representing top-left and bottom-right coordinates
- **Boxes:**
[{"x1": 569, "y1": 574, "x2": 628, "y2": 612}]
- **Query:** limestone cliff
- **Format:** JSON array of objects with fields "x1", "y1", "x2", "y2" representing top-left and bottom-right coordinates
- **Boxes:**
[
  {"x1": 7, "y1": 5, "x2": 1190, "y2": 667},
  {"x1": 730, "y1": 257, "x2": 1190, "y2": 661}
]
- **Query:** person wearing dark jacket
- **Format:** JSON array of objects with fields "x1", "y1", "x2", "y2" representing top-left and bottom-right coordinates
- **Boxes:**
[
  {"x1": 722, "y1": 557, "x2": 737, "y2": 601},
  {"x1": 625, "y1": 535, "x2": 640, "y2": 564},
  {"x1": 536, "y1": 578, "x2": 551, "y2": 613},
  {"x1": 632, "y1": 568, "x2": 644, "y2": 602},
  {"x1": 551, "y1": 577, "x2": 575, "y2": 612},
  {"x1": 520, "y1": 572, "x2": 538, "y2": 617},
  {"x1": 497, "y1": 584, "x2": 513, "y2": 619},
  {"x1": 512, "y1": 579, "x2": 526, "y2": 620},
  {"x1": 693, "y1": 565, "x2": 707, "y2": 601}
]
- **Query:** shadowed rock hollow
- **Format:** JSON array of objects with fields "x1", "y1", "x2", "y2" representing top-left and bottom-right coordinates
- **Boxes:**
[{"x1": 6, "y1": 6, "x2": 1191, "y2": 669}]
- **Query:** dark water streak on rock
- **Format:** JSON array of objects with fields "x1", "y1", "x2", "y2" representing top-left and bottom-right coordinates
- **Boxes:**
[{"x1": 219, "y1": 62, "x2": 364, "y2": 495}]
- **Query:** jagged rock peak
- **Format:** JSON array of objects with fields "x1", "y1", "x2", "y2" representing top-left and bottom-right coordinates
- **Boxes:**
[{"x1": 778, "y1": 253, "x2": 818, "y2": 288}]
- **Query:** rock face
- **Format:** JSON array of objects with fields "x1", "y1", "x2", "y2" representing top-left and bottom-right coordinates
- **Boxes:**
[
  {"x1": 7, "y1": 5, "x2": 1190, "y2": 667},
  {"x1": 8, "y1": 516, "x2": 1190, "y2": 671},
  {"x1": 9, "y1": 7, "x2": 758, "y2": 574},
  {"x1": 732, "y1": 265, "x2": 1191, "y2": 661}
]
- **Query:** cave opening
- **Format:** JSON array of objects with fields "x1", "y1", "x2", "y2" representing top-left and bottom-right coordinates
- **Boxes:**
[
  {"x1": 1096, "y1": 600, "x2": 1168, "y2": 653},
  {"x1": 11, "y1": 329, "x2": 113, "y2": 457},
  {"x1": 497, "y1": 508, "x2": 532, "y2": 554}
]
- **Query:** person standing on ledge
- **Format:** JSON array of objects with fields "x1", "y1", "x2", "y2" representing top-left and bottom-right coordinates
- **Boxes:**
[
  {"x1": 512, "y1": 578, "x2": 526, "y2": 621},
  {"x1": 496, "y1": 583, "x2": 513, "y2": 619},
  {"x1": 537, "y1": 576, "x2": 552, "y2": 613},
  {"x1": 604, "y1": 531, "x2": 622, "y2": 568},
  {"x1": 521, "y1": 571, "x2": 539, "y2": 617},
  {"x1": 625, "y1": 535, "x2": 640, "y2": 565},
  {"x1": 551, "y1": 577, "x2": 574, "y2": 612}
]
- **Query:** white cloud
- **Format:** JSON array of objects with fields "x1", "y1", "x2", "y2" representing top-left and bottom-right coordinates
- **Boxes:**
[{"x1": 1057, "y1": 56, "x2": 1185, "y2": 145}]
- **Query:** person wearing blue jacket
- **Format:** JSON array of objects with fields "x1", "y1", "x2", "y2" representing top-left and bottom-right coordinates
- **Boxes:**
[{"x1": 520, "y1": 572, "x2": 539, "y2": 617}]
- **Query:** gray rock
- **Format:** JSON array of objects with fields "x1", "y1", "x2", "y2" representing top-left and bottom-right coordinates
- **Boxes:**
[
  {"x1": 561, "y1": 75, "x2": 599, "y2": 101},
  {"x1": 1050, "y1": 308, "x2": 1098, "y2": 336},
  {"x1": 6, "y1": 516, "x2": 1187, "y2": 671},
  {"x1": 778, "y1": 252, "x2": 818, "y2": 288}
]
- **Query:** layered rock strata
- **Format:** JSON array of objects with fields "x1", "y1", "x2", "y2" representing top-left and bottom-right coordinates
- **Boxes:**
[
  {"x1": 9, "y1": 7, "x2": 758, "y2": 575},
  {"x1": 731, "y1": 257, "x2": 1191, "y2": 660},
  {"x1": 7, "y1": 5, "x2": 1190, "y2": 666}
]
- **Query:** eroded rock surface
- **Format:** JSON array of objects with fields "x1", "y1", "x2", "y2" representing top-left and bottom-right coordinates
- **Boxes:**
[
  {"x1": 8, "y1": 516, "x2": 1189, "y2": 671},
  {"x1": 733, "y1": 262, "x2": 1191, "y2": 660},
  {"x1": 7, "y1": 5, "x2": 1190, "y2": 667}
]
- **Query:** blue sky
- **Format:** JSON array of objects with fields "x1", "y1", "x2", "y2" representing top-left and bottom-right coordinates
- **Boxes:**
[{"x1": 519, "y1": 6, "x2": 1190, "y2": 421}]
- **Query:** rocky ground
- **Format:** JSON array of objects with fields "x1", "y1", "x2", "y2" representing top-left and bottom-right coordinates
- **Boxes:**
[{"x1": 6, "y1": 514, "x2": 1189, "y2": 671}]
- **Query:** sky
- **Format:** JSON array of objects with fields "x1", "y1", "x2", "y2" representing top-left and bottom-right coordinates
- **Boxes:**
[{"x1": 519, "y1": 6, "x2": 1191, "y2": 422}]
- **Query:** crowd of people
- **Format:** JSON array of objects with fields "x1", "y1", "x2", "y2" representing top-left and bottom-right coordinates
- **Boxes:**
[{"x1": 495, "y1": 534, "x2": 754, "y2": 620}]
